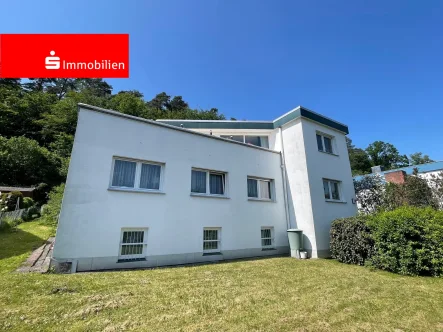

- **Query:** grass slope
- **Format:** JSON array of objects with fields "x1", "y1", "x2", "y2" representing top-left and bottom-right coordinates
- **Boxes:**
[{"x1": 1, "y1": 221, "x2": 443, "y2": 331}]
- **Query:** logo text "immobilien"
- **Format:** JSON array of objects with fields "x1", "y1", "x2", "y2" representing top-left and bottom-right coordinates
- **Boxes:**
[{"x1": 0, "y1": 34, "x2": 129, "y2": 78}]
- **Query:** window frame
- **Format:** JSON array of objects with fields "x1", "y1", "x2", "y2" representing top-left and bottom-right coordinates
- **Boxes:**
[
  {"x1": 118, "y1": 228, "x2": 148, "y2": 260},
  {"x1": 247, "y1": 176, "x2": 274, "y2": 201},
  {"x1": 261, "y1": 227, "x2": 275, "y2": 249},
  {"x1": 322, "y1": 178, "x2": 343, "y2": 202},
  {"x1": 109, "y1": 157, "x2": 165, "y2": 193},
  {"x1": 220, "y1": 134, "x2": 269, "y2": 149},
  {"x1": 203, "y1": 227, "x2": 221, "y2": 253},
  {"x1": 316, "y1": 132, "x2": 335, "y2": 155},
  {"x1": 191, "y1": 168, "x2": 228, "y2": 198}
]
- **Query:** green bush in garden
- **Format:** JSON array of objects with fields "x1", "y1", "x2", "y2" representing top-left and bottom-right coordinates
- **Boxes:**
[
  {"x1": 41, "y1": 183, "x2": 65, "y2": 227},
  {"x1": 22, "y1": 197, "x2": 35, "y2": 208},
  {"x1": 330, "y1": 206, "x2": 443, "y2": 276},
  {"x1": 0, "y1": 191, "x2": 24, "y2": 212},
  {"x1": 330, "y1": 215, "x2": 374, "y2": 266},
  {"x1": 368, "y1": 206, "x2": 443, "y2": 276}
]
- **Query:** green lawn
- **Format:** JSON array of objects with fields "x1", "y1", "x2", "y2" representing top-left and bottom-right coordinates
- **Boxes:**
[{"x1": 1, "y1": 222, "x2": 443, "y2": 331}]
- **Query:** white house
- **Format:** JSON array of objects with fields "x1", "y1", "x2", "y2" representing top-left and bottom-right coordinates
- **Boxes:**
[{"x1": 52, "y1": 103, "x2": 357, "y2": 272}]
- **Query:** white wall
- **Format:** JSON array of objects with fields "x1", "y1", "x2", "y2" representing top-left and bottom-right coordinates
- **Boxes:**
[
  {"x1": 300, "y1": 119, "x2": 357, "y2": 257},
  {"x1": 53, "y1": 109, "x2": 288, "y2": 263}
]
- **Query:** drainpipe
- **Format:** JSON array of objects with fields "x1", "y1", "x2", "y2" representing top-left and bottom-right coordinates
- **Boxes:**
[{"x1": 279, "y1": 127, "x2": 291, "y2": 230}]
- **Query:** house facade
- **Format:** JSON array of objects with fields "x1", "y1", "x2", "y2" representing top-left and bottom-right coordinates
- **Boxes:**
[{"x1": 52, "y1": 104, "x2": 357, "y2": 272}]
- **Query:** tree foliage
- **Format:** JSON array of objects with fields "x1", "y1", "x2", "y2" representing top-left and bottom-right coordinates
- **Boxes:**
[{"x1": 409, "y1": 152, "x2": 434, "y2": 165}]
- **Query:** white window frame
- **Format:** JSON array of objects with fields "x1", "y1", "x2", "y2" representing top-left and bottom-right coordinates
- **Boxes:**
[
  {"x1": 191, "y1": 168, "x2": 228, "y2": 197},
  {"x1": 118, "y1": 228, "x2": 148, "y2": 260},
  {"x1": 220, "y1": 135, "x2": 269, "y2": 148},
  {"x1": 247, "y1": 176, "x2": 274, "y2": 201},
  {"x1": 203, "y1": 227, "x2": 221, "y2": 253},
  {"x1": 261, "y1": 227, "x2": 275, "y2": 249},
  {"x1": 316, "y1": 132, "x2": 335, "y2": 155},
  {"x1": 109, "y1": 157, "x2": 165, "y2": 193},
  {"x1": 323, "y1": 179, "x2": 342, "y2": 202}
]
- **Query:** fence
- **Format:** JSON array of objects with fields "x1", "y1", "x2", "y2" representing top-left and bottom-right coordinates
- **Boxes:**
[{"x1": 0, "y1": 208, "x2": 27, "y2": 223}]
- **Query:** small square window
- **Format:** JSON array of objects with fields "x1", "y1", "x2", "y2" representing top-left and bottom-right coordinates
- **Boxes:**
[
  {"x1": 261, "y1": 227, "x2": 274, "y2": 249},
  {"x1": 191, "y1": 169, "x2": 227, "y2": 196},
  {"x1": 119, "y1": 229, "x2": 147, "y2": 260},
  {"x1": 203, "y1": 228, "x2": 221, "y2": 253},
  {"x1": 248, "y1": 177, "x2": 273, "y2": 201},
  {"x1": 323, "y1": 179, "x2": 341, "y2": 201},
  {"x1": 316, "y1": 133, "x2": 334, "y2": 154}
]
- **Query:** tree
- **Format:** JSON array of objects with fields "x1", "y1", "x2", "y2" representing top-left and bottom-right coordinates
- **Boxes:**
[
  {"x1": 167, "y1": 96, "x2": 188, "y2": 112},
  {"x1": 46, "y1": 79, "x2": 79, "y2": 100},
  {"x1": 76, "y1": 78, "x2": 113, "y2": 97},
  {"x1": 22, "y1": 79, "x2": 57, "y2": 92},
  {"x1": 365, "y1": 141, "x2": 409, "y2": 170},
  {"x1": 346, "y1": 137, "x2": 372, "y2": 175},
  {"x1": 107, "y1": 91, "x2": 148, "y2": 117},
  {"x1": 0, "y1": 79, "x2": 21, "y2": 89},
  {"x1": 353, "y1": 174, "x2": 385, "y2": 214},
  {"x1": 0, "y1": 136, "x2": 63, "y2": 186},
  {"x1": 147, "y1": 92, "x2": 170, "y2": 111},
  {"x1": 409, "y1": 152, "x2": 434, "y2": 165}
]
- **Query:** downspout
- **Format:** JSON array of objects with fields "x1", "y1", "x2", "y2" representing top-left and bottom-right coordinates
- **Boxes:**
[{"x1": 279, "y1": 127, "x2": 291, "y2": 230}]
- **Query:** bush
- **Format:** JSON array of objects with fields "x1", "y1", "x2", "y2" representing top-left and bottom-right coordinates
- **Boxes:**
[
  {"x1": 22, "y1": 197, "x2": 35, "y2": 208},
  {"x1": 0, "y1": 216, "x2": 23, "y2": 232},
  {"x1": 330, "y1": 215, "x2": 374, "y2": 265},
  {"x1": 331, "y1": 207, "x2": 443, "y2": 276},
  {"x1": 0, "y1": 191, "x2": 24, "y2": 211},
  {"x1": 42, "y1": 183, "x2": 65, "y2": 227},
  {"x1": 368, "y1": 206, "x2": 443, "y2": 276},
  {"x1": 22, "y1": 206, "x2": 41, "y2": 221}
]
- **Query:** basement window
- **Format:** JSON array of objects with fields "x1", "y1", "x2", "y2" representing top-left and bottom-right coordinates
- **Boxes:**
[
  {"x1": 261, "y1": 227, "x2": 274, "y2": 249},
  {"x1": 119, "y1": 228, "x2": 147, "y2": 260},
  {"x1": 203, "y1": 228, "x2": 221, "y2": 253}
]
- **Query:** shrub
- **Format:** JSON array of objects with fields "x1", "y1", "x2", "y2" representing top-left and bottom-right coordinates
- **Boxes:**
[
  {"x1": 368, "y1": 206, "x2": 443, "y2": 276},
  {"x1": 330, "y1": 215, "x2": 374, "y2": 265},
  {"x1": 42, "y1": 183, "x2": 65, "y2": 227},
  {"x1": 0, "y1": 216, "x2": 23, "y2": 232},
  {"x1": 0, "y1": 191, "x2": 24, "y2": 211},
  {"x1": 22, "y1": 206, "x2": 41, "y2": 221},
  {"x1": 22, "y1": 197, "x2": 35, "y2": 208}
]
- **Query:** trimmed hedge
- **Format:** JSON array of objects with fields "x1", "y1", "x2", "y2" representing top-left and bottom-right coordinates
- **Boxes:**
[
  {"x1": 330, "y1": 206, "x2": 443, "y2": 276},
  {"x1": 330, "y1": 215, "x2": 374, "y2": 266},
  {"x1": 368, "y1": 207, "x2": 443, "y2": 276}
]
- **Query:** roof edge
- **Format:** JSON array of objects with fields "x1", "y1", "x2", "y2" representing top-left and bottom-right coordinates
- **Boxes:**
[{"x1": 77, "y1": 103, "x2": 280, "y2": 154}]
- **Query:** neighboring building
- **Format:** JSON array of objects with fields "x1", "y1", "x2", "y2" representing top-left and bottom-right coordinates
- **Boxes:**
[
  {"x1": 52, "y1": 103, "x2": 357, "y2": 272},
  {"x1": 0, "y1": 186, "x2": 36, "y2": 198},
  {"x1": 354, "y1": 162, "x2": 443, "y2": 184}
]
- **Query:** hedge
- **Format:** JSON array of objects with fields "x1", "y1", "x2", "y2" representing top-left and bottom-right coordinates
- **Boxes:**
[
  {"x1": 330, "y1": 206, "x2": 443, "y2": 276},
  {"x1": 330, "y1": 215, "x2": 374, "y2": 266}
]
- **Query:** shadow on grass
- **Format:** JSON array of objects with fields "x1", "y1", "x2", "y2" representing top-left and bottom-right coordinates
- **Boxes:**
[
  {"x1": 0, "y1": 227, "x2": 47, "y2": 261},
  {"x1": 85, "y1": 253, "x2": 291, "y2": 274}
]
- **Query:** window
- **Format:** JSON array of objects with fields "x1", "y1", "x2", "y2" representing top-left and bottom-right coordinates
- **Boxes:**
[
  {"x1": 203, "y1": 228, "x2": 221, "y2": 253},
  {"x1": 191, "y1": 169, "x2": 226, "y2": 196},
  {"x1": 261, "y1": 227, "x2": 274, "y2": 249},
  {"x1": 316, "y1": 133, "x2": 334, "y2": 154},
  {"x1": 220, "y1": 135, "x2": 269, "y2": 148},
  {"x1": 323, "y1": 179, "x2": 341, "y2": 201},
  {"x1": 247, "y1": 177, "x2": 273, "y2": 200},
  {"x1": 111, "y1": 158, "x2": 164, "y2": 191},
  {"x1": 119, "y1": 229, "x2": 147, "y2": 260}
]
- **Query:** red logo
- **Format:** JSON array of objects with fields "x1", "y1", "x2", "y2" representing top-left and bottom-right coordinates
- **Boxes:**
[{"x1": 0, "y1": 34, "x2": 129, "y2": 78}]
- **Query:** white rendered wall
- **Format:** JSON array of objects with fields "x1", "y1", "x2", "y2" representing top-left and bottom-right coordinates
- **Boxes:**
[
  {"x1": 300, "y1": 119, "x2": 357, "y2": 257},
  {"x1": 53, "y1": 109, "x2": 288, "y2": 265}
]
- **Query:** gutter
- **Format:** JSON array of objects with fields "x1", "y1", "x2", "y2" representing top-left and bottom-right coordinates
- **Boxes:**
[{"x1": 279, "y1": 127, "x2": 291, "y2": 230}]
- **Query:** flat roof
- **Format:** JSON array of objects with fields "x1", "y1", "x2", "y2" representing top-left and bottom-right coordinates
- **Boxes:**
[
  {"x1": 157, "y1": 106, "x2": 349, "y2": 134},
  {"x1": 77, "y1": 104, "x2": 280, "y2": 154}
]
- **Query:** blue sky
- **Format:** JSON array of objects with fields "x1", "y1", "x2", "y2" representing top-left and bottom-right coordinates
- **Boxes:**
[{"x1": 2, "y1": 0, "x2": 443, "y2": 159}]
